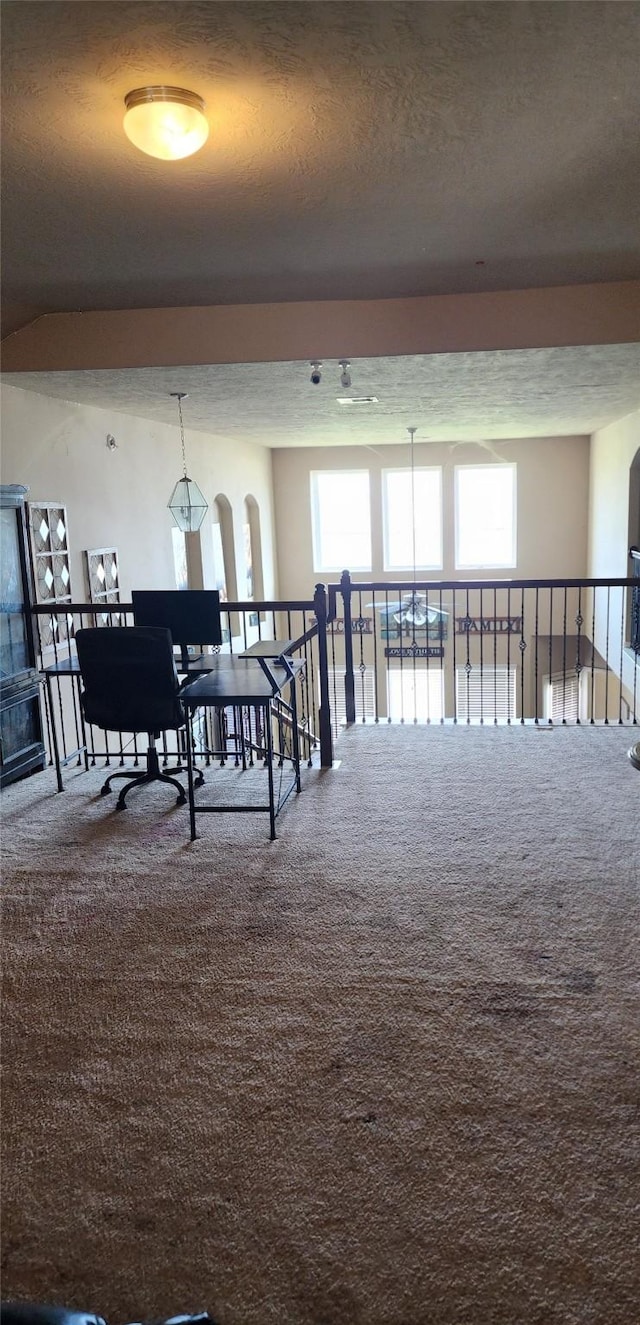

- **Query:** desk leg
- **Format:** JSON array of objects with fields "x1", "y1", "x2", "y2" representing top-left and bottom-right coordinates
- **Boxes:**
[
  {"x1": 46, "y1": 672, "x2": 64, "y2": 793},
  {"x1": 239, "y1": 705, "x2": 247, "y2": 771},
  {"x1": 290, "y1": 679, "x2": 302, "y2": 793},
  {"x1": 185, "y1": 708, "x2": 197, "y2": 841},
  {"x1": 266, "y1": 701, "x2": 276, "y2": 840},
  {"x1": 76, "y1": 676, "x2": 89, "y2": 772}
]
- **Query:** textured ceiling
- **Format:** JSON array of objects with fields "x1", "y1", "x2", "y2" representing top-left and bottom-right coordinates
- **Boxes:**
[
  {"x1": 5, "y1": 345, "x2": 640, "y2": 447},
  {"x1": 2, "y1": 1, "x2": 640, "y2": 336}
]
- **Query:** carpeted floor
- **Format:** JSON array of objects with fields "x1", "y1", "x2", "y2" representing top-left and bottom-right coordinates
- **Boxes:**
[{"x1": 1, "y1": 725, "x2": 639, "y2": 1325}]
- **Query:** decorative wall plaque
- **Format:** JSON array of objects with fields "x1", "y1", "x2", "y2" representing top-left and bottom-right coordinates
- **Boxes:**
[
  {"x1": 385, "y1": 645, "x2": 445, "y2": 660},
  {"x1": 27, "y1": 501, "x2": 73, "y2": 649},
  {"x1": 455, "y1": 616, "x2": 523, "y2": 634},
  {"x1": 85, "y1": 547, "x2": 121, "y2": 623},
  {"x1": 330, "y1": 616, "x2": 373, "y2": 635}
]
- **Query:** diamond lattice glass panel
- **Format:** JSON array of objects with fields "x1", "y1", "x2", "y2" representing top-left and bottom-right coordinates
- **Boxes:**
[
  {"x1": 85, "y1": 548, "x2": 121, "y2": 624},
  {"x1": 28, "y1": 502, "x2": 74, "y2": 651}
]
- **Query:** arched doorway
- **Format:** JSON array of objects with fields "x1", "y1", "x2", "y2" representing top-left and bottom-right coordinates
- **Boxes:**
[{"x1": 243, "y1": 495, "x2": 264, "y2": 603}]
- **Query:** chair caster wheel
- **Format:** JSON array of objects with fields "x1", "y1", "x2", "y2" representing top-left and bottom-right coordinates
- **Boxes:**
[
  {"x1": 101, "y1": 785, "x2": 111, "y2": 796},
  {"x1": 116, "y1": 800, "x2": 127, "y2": 812},
  {"x1": 176, "y1": 793, "x2": 187, "y2": 806}
]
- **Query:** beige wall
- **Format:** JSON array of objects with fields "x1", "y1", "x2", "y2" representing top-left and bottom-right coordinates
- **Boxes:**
[
  {"x1": 273, "y1": 435, "x2": 590, "y2": 599},
  {"x1": 3, "y1": 282, "x2": 639, "y2": 373},
  {"x1": 588, "y1": 409, "x2": 639, "y2": 577},
  {"x1": 588, "y1": 408, "x2": 640, "y2": 703},
  {"x1": 0, "y1": 383, "x2": 277, "y2": 604}
]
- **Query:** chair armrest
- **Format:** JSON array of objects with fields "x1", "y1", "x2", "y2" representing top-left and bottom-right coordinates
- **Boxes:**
[{"x1": 1, "y1": 1308, "x2": 105, "y2": 1325}]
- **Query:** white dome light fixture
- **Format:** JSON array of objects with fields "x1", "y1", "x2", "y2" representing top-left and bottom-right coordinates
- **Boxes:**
[{"x1": 123, "y1": 86, "x2": 209, "y2": 160}]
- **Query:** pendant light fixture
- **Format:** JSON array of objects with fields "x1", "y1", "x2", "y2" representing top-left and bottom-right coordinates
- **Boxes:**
[
  {"x1": 167, "y1": 393, "x2": 208, "y2": 532},
  {"x1": 124, "y1": 86, "x2": 209, "y2": 160},
  {"x1": 367, "y1": 425, "x2": 447, "y2": 635}
]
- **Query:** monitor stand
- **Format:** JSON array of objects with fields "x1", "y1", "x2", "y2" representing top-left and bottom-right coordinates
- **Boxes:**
[{"x1": 176, "y1": 645, "x2": 206, "y2": 671}]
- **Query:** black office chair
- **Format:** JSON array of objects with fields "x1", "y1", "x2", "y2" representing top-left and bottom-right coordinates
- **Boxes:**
[
  {"x1": 75, "y1": 626, "x2": 203, "y2": 811},
  {"x1": 0, "y1": 1307, "x2": 217, "y2": 1325},
  {"x1": 629, "y1": 740, "x2": 640, "y2": 771}
]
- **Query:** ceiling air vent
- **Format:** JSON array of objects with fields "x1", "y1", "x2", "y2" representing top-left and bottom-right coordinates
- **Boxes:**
[{"x1": 336, "y1": 396, "x2": 379, "y2": 405}]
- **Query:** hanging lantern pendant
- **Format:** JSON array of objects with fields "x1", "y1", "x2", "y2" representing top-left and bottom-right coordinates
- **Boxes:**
[{"x1": 167, "y1": 392, "x2": 209, "y2": 532}]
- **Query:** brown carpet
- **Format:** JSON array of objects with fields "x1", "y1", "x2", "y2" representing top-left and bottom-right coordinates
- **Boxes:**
[{"x1": 1, "y1": 725, "x2": 639, "y2": 1325}]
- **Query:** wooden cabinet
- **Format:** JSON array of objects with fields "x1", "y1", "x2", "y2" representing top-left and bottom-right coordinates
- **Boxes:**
[{"x1": 0, "y1": 485, "x2": 45, "y2": 787}]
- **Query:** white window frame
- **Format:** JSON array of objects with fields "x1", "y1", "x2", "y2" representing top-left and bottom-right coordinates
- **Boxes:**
[
  {"x1": 454, "y1": 463, "x2": 517, "y2": 570},
  {"x1": 382, "y1": 466, "x2": 443, "y2": 572},
  {"x1": 545, "y1": 672, "x2": 582, "y2": 723},
  {"x1": 310, "y1": 470, "x2": 372, "y2": 574},
  {"x1": 325, "y1": 666, "x2": 376, "y2": 737},
  {"x1": 455, "y1": 666, "x2": 517, "y2": 722},
  {"x1": 387, "y1": 667, "x2": 445, "y2": 724}
]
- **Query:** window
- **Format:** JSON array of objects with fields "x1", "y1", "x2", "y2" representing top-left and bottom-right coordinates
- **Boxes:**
[
  {"x1": 387, "y1": 668, "x2": 444, "y2": 723},
  {"x1": 455, "y1": 465, "x2": 517, "y2": 569},
  {"x1": 311, "y1": 471, "x2": 371, "y2": 573},
  {"x1": 326, "y1": 666, "x2": 376, "y2": 737},
  {"x1": 455, "y1": 666, "x2": 517, "y2": 722},
  {"x1": 546, "y1": 673, "x2": 580, "y2": 723},
  {"x1": 383, "y1": 468, "x2": 442, "y2": 571}
]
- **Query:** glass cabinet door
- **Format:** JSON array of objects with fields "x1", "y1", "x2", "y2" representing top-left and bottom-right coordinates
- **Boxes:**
[{"x1": 0, "y1": 506, "x2": 30, "y2": 680}]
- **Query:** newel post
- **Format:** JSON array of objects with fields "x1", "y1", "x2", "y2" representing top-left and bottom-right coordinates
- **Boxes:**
[
  {"x1": 314, "y1": 582, "x2": 334, "y2": 768},
  {"x1": 340, "y1": 569, "x2": 356, "y2": 725}
]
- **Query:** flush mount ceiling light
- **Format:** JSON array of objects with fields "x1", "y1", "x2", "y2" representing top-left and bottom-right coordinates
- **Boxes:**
[{"x1": 123, "y1": 86, "x2": 209, "y2": 160}]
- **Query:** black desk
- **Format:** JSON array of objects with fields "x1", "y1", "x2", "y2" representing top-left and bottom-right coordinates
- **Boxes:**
[
  {"x1": 41, "y1": 646, "x2": 304, "y2": 812},
  {"x1": 181, "y1": 656, "x2": 303, "y2": 840},
  {"x1": 41, "y1": 655, "x2": 88, "y2": 791},
  {"x1": 41, "y1": 651, "x2": 233, "y2": 791}
]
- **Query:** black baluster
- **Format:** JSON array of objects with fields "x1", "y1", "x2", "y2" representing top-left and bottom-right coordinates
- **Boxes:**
[
  {"x1": 506, "y1": 586, "x2": 511, "y2": 725},
  {"x1": 519, "y1": 587, "x2": 526, "y2": 724},
  {"x1": 575, "y1": 587, "x2": 583, "y2": 726},
  {"x1": 372, "y1": 589, "x2": 380, "y2": 723},
  {"x1": 534, "y1": 587, "x2": 540, "y2": 725},
  {"x1": 590, "y1": 586, "x2": 596, "y2": 724},
  {"x1": 604, "y1": 586, "x2": 611, "y2": 724},
  {"x1": 464, "y1": 587, "x2": 471, "y2": 724}
]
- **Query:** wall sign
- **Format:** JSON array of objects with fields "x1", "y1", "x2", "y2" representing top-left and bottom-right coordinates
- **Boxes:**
[
  {"x1": 328, "y1": 616, "x2": 373, "y2": 635},
  {"x1": 455, "y1": 616, "x2": 523, "y2": 635},
  {"x1": 385, "y1": 645, "x2": 445, "y2": 659},
  {"x1": 382, "y1": 620, "x2": 447, "y2": 641}
]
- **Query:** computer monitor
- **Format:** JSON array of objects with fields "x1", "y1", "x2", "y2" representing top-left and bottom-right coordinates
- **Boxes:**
[{"x1": 132, "y1": 590, "x2": 222, "y2": 668}]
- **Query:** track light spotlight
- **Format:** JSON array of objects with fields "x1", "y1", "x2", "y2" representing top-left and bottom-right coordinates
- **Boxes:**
[{"x1": 339, "y1": 360, "x2": 352, "y2": 390}]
